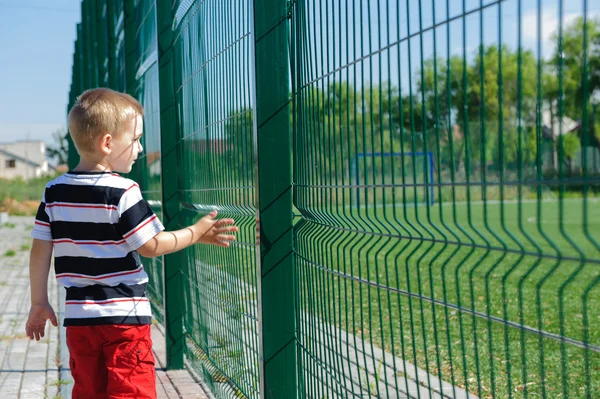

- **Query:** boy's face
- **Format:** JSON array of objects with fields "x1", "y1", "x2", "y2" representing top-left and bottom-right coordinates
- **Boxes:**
[{"x1": 107, "y1": 114, "x2": 144, "y2": 173}]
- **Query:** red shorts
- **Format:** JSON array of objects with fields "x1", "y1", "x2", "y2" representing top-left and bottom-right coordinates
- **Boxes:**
[{"x1": 66, "y1": 324, "x2": 156, "y2": 399}]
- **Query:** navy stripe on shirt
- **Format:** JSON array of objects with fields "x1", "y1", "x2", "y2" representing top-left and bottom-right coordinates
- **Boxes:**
[
  {"x1": 55, "y1": 254, "x2": 141, "y2": 276},
  {"x1": 65, "y1": 283, "x2": 147, "y2": 301},
  {"x1": 35, "y1": 202, "x2": 50, "y2": 223},
  {"x1": 117, "y1": 201, "x2": 156, "y2": 237},
  {"x1": 64, "y1": 316, "x2": 152, "y2": 326},
  {"x1": 45, "y1": 184, "x2": 125, "y2": 206},
  {"x1": 50, "y1": 221, "x2": 123, "y2": 242}
]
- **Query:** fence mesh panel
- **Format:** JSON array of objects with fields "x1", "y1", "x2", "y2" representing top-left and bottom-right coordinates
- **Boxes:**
[
  {"x1": 290, "y1": 0, "x2": 600, "y2": 398},
  {"x1": 70, "y1": 0, "x2": 600, "y2": 397},
  {"x1": 172, "y1": 1, "x2": 259, "y2": 397}
]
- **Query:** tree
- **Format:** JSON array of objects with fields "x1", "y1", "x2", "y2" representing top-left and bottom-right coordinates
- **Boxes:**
[
  {"x1": 46, "y1": 129, "x2": 69, "y2": 166},
  {"x1": 562, "y1": 133, "x2": 581, "y2": 161},
  {"x1": 548, "y1": 17, "x2": 600, "y2": 115},
  {"x1": 223, "y1": 106, "x2": 254, "y2": 185},
  {"x1": 547, "y1": 17, "x2": 600, "y2": 150},
  {"x1": 418, "y1": 46, "x2": 539, "y2": 174}
]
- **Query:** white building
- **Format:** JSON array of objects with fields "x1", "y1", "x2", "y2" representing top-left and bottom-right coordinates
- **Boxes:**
[{"x1": 0, "y1": 141, "x2": 49, "y2": 179}]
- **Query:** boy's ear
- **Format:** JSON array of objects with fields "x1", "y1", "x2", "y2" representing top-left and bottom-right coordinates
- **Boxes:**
[{"x1": 99, "y1": 133, "x2": 113, "y2": 155}]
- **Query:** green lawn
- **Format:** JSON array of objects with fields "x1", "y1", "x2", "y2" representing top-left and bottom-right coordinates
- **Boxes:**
[
  {"x1": 295, "y1": 197, "x2": 600, "y2": 398},
  {"x1": 173, "y1": 195, "x2": 599, "y2": 398}
]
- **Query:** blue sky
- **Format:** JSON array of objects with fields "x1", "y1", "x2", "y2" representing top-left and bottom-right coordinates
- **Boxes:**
[
  {"x1": 0, "y1": 1, "x2": 80, "y2": 144},
  {"x1": 0, "y1": 0, "x2": 597, "y2": 147},
  {"x1": 304, "y1": 0, "x2": 599, "y2": 94}
]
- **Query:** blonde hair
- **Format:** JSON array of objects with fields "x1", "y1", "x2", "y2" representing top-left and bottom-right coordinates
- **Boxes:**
[{"x1": 68, "y1": 88, "x2": 144, "y2": 154}]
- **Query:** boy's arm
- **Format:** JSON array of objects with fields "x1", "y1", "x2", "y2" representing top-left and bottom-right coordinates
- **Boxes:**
[
  {"x1": 26, "y1": 239, "x2": 58, "y2": 341},
  {"x1": 137, "y1": 210, "x2": 238, "y2": 258}
]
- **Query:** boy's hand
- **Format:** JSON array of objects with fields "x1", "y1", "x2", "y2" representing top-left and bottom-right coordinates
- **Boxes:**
[
  {"x1": 26, "y1": 303, "x2": 58, "y2": 341},
  {"x1": 193, "y1": 210, "x2": 238, "y2": 247}
]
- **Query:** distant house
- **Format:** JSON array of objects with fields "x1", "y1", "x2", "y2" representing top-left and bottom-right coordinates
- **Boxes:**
[
  {"x1": 541, "y1": 109, "x2": 581, "y2": 171},
  {"x1": 539, "y1": 109, "x2": 600, "y2": 172},
  {"x1": 542, "y1": 109, "x2": 580, "y2": 140},
  {"x1": 0, "y1": 141, "x2": 49, "y2": 179}
]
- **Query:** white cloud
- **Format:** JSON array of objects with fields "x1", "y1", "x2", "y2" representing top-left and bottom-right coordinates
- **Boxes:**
[{"x1": 522, "y1": 8, "x2": 599, "y2": 58}]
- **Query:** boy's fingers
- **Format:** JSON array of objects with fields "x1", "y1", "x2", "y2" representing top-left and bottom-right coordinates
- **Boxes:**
[
  {"x1": 217, "y1": 234, "x2": 236, "y2": 241},
  {"x1": 215, "y1": 226, "x2": 238, "y2": 233},
  {"x1": 26, "y1": 323, "x2": 35, "y2": 340},
  {"x1": 204, "y1": 210, "x2": 218, "y2": 219},
  {"x1": 49, "y1": 314, "x2": 58, "y2": 327},
  {"x1": 214, "y1": 218, "x2": 235, "y2": 226},
  {"x1": 26, "y1": 319, "x2": 50, "y2": 341},
  {"x1": 28, "y1": 325, "x2": 40, "y2": 341}
]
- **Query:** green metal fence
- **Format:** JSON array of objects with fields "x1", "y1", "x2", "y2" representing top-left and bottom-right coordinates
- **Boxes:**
[
  {"x1": 172, "y1": 1, "x2": 262, "y2": 395},
  {"x1": 127, "y1": 0, "x2": 166, "y2": 324},
  {"x1": 69, "y1": 0, "x2": 600, "y2": 398}
]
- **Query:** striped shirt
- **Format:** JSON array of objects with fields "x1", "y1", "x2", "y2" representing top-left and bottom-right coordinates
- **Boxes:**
[{"x1": 31, "y1": 171, "x2": 164, "y2": 326}]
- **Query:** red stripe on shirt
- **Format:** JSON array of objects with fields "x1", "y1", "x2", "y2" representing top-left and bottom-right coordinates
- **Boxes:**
[
  {"x1": 46, "y1": 203, "x2": 118, "y2": 210},
  {"x1": 65, "y1": 298, "x2": 149, "y2": 305},
  {"x1": 35, "y1": 221, "x2": 50, "y2": 227},
  {"x1": 123, "y1": 214, "x2": 158, "y2": 239},
  {"x1": 56, "y1": 266, "x2": 143, "y2": 281},
  {"x1": 124, "y1": 183, "x2": 139, "y2": 193},
  {"x1": 53, "y1": 238, "x2": 127, "y2": 245}
]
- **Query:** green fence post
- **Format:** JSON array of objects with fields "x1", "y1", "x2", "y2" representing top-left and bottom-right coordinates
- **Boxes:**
[
  {"x1": 106, "y1": 0, "x2": 118, "y2": 90},
  {"x1": 67, "y1": 23, "x2": 83, "y2": 169},
  {"x1": 88, "y1": 0, "x2": 99, "y2": 87},
  {"x1": 81, "y1": 0, "x2": 91, "y2": 90},
  {"x1": 95, "y1": 0, "x2": 107, "y2": 86},
  {"x1": 156, "y1": 0, "x2": 184, "y2": 369},
  {"x1": 123, "y1": 0, "x2": 137, "y2": 97},
  {"x1": 253, "y1": 1, "x2": 298, "y2": 397},
  {"x1": 67, "y1": 28, "x2": 80, "y2": 170},
  {"x1": 76, "y1": 23, "x2": 84, "y2": 92}
]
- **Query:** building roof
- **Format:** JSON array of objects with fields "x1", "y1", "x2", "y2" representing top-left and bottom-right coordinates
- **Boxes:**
[
  {"x1": 542, "y1": 109, "x2": 580, "y2": 139},
  {"x1": 0, "y1": 148, "x2": 41, "y2": 168},
  {"x1": 0, "y1": 140, "x2": 45, "y2": 147}
]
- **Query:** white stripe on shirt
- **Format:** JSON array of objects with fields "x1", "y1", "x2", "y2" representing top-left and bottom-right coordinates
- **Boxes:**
[
  {"x1": 56, "y1": 266, "x2": 148, "y2": 288},
  {"x1": 64, "y1": 297, "x2": 152, "y2": 319},
  {"x1": 52, "y1": 239, "x2": 132, "y2": 258},
  {"x1": 45, "y1": 202, "x2": 119, "y2": 224}
]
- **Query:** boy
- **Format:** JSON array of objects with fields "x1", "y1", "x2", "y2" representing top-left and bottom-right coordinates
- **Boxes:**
[{"x1": 26, "y1": 88, "x2": 238, "y2": 398}]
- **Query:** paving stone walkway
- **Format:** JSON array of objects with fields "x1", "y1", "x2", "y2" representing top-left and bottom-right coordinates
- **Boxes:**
[{"x1": 0, "y1": 216, "x2": 210, "y2": 399}]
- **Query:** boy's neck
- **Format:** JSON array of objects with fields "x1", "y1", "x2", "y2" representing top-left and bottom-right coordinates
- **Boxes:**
[{"x1": 72, "y1": 156, "x2": 112, "y2": 173}]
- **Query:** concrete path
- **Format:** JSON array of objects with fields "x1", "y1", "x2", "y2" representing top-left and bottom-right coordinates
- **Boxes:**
[{"x1": 0, "y1": 216, "x2": 210, "y2": 399}]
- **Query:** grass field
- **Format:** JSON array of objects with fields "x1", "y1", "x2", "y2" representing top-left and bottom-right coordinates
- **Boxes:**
[
  {"x1": 0, "y1": 175, "x2": 60, "y2": 216},
  {"x1": 294, "y1": 197, "x2": 600, "y2": 398},
  {"x1": 174, "y1": 194, "x2": 599, "y2": 398}
]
